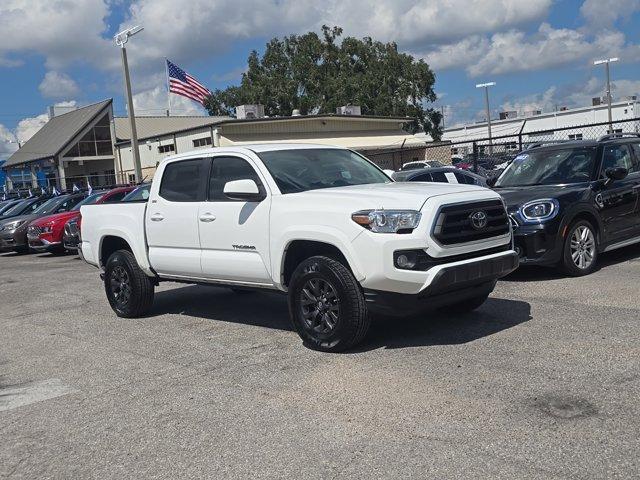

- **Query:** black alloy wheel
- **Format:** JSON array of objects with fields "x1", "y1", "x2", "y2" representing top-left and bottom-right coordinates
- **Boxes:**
[
  {"x1": 288, "y1": 255, "x2": 370, "y2": 352},
  {"x1": 104, "y1": 249, "x2": 155, "y2": 318}
]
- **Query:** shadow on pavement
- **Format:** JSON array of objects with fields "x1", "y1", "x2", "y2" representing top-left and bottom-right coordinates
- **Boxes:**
[
  {"x1": 151, "y1": 285, "x2": 531, "y2": 351},
  {"x1": 151, "y1": 285, "x2": 292, "y2": 331},
  {"x1": 357, "y1": 297, "x2": 532, "y2": 351},
  {"x1": 502, "y1": 243, "x2": 640, "y2": 282}
]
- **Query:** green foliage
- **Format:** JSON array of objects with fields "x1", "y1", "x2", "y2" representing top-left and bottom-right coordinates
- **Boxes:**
[{"x1": 204, "y1": 26, "x2": 442, "y2": 138}]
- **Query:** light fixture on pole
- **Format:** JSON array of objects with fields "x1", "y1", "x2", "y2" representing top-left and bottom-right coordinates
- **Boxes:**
[
  {"x1": 476, "y1": 82, "x2": 496, "y2": 155},
  {"x1": 114, "y1": 25, "x2": 144, "y2": 183},
  {"x1": 593, "y1": 57, "x2": 619, "y2": 132}
]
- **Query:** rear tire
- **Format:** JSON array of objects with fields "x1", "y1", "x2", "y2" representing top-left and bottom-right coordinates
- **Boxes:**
[
  {"x1": 560, "y1": 220, "x2": 598, "y2": 277},
  {"x1": 288, "y1": 256, "x2": 370, "y2": 352},
  {"x1": 104, "y1": 249, "x2": 155, "y2": 318}
]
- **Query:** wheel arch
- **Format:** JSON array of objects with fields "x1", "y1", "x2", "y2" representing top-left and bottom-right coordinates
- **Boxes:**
[
  {"x1": 280, "y1": 239, "x2": 362, "y2": 288},
  {"x1": 562, "y1": 207, "x2": 603, "y2": 245},
  {"x1": 97, "y1": 230, "x2": 153, "y2": 276}
]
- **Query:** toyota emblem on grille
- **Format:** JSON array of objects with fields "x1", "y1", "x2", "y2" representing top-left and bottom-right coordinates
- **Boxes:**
[{"x1": 469, "y1": 211, "x2": 488, "y2": 230}]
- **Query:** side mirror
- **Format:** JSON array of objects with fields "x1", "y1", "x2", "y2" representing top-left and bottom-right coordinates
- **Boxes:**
[
  {"x1": 223, "y1": 179, "x2": 265, "y2": 202},
  {"x1": 604, "y1": 166, "x2": 628, "y2": 186}
]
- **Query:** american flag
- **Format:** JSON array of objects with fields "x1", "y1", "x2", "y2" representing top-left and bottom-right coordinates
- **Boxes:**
[{"x1": 166, "y1": 59, "x2": 211, "y2": 106}]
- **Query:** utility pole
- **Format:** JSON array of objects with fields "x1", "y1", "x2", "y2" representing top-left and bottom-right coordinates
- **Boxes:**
[
  {"x1": 594, "y1": 57, "x2": 619, "y2": 133},
  {"x1": 476, "y1": 82, "x2": 496, "y2": 155},
  {"x1": 115, "y1": 25, "x2": 144, "y2": 183}
]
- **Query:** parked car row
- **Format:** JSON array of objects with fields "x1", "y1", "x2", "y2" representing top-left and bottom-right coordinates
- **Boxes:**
[{"x1": 0, "y1": 184, "x2": 150, "y2": 255}]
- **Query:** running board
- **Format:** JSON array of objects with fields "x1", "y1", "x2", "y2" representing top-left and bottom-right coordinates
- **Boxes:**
[{"x1": 603, "y1": 235, "x2": 640, "y2": 252}]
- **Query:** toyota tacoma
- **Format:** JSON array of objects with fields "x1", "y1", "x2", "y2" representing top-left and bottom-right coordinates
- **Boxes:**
[{"x1": 80, "y1": 144, "x2": 518, "y2": 352}]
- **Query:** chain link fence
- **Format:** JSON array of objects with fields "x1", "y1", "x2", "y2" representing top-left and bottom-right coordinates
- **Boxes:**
[{"x1": 421, "y1": 116, "x2": 640, "y2": 176}]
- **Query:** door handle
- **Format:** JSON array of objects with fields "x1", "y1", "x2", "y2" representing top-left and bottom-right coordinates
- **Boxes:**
[
  {"x1": 199, "y1": 213, "x2": 216, "y2": 222},
  {"x1": 150, "y1": 213, "x2": 164, "y2": 222}
]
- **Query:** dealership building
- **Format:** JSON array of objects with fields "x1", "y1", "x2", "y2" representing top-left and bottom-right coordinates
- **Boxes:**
[{"x1": 2, "y1": 99, "x2": 427, "y2": 190}]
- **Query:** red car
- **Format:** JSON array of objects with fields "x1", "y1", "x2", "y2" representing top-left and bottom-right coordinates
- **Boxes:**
[{"x1": 27, "y1": 186, "x2": 135, "y2": 253}]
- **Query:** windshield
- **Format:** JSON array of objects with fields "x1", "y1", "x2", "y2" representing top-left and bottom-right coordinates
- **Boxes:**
[
  {"x1": 1, "y1": 200, "x2": 27, "y2": 216},
  {"x1": 123, "y1": 184, "x2": 150, "y2": 202},
  {"x1": 33, "y1": 197, "x2": 67, "y2": 215},
  {"x1": 72, "y1": 192, "x2": 105, "y2": 211},
  {"x1": 257, "y1": 148, "x2": 390, "y2": 194},
  {"x1": 495, "y1": 147, "x2": 597, "y2": 187}
]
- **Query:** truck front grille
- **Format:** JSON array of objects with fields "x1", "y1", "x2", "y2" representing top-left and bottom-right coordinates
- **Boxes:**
[{"x1": 433, "y1": 200, "x2": 509, "y2": 245}]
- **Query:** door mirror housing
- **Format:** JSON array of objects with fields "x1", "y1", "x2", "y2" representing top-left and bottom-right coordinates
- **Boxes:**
[
  {"x1": 223, "y1": 179, "x2": 265, "y2": 201},
  {"x1": 604, "y1": 166, "x2": 628, "y2": 186}
]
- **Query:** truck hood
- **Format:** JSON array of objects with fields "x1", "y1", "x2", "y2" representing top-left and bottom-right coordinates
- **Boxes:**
[{"x1": 291, "y1": 182, "x2": 490, "y2": 210}]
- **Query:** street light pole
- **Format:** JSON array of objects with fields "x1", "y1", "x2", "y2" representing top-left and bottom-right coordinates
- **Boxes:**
[
  {"x1": 115, "y1": 26, "x2": 144, "y2": 183},
  {"x1": 476, "y1": 82, "x2": 496, "y2": 155},
  {"x1": 594, "y1": 57, "x2": 619, "y2": 132}
]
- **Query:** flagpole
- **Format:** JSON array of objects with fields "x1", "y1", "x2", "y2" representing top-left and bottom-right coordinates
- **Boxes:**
[{"x1": 165, "y1": 58, "x2": 171, "y2": 117}]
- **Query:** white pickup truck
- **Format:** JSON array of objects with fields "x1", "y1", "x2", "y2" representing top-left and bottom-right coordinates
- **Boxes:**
[{"x1": 81, "y1": 144, "x2": 518, "y2": 352}]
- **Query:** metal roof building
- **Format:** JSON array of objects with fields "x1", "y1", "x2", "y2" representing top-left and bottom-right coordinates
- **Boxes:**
[{"x1": 3, "y1": 98, "x2": 427, "y2": 189}]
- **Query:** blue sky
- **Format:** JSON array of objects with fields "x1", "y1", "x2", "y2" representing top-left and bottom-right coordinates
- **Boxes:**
[{"x1": 1, "y1": 0, "x2": 639, "y2": 159}]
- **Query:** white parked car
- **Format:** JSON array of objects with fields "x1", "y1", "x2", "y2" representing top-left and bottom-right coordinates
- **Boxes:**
[{"x1": 81, "y1": 144, "x2": 518, "y2": 352}]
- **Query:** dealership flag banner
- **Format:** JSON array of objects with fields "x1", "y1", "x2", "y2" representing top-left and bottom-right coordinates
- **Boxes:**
[{"x1": 166, "y1": 59, "x2": 211, "y2": 107}]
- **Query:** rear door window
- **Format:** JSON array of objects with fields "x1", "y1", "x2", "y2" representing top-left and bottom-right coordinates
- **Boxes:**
[
  {"x1": 430, "y1": 172, "x2": 448, "y2": 183},
  {"x1": 411, "y1": 173, "x2": 432, "y2": 182},
  {"x1": 160, "y1": 158, "x2": 209, "y2": 202}
]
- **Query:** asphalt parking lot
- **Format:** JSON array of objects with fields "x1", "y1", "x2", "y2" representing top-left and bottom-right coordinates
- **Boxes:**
[{"x1": 1, "y1": 248, "x2": 639, "y2": 479}]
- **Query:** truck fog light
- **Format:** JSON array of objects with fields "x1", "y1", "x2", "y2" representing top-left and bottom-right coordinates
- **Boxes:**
[{"x1": 395, "y1": 251, "x2": 418, "y2": 269}]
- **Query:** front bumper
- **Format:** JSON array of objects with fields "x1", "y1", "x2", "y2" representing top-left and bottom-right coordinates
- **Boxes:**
[
  {"x1": 28, "y1": 236, "x2": 62, "y2": 252},
  {"x1": 364, "y1": 251, "x2": 519, "y2": 316},
  {"x1": 512, "y1": 223, "x2": 562, "y2": 266},
  {"x1": 0, "y1": 230, "x2": 25, "y2": 251}
]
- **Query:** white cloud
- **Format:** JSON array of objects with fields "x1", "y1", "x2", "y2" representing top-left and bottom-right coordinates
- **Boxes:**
[
  {"x1": 132, "y1": 86, "x2": 207, "y2": 116},
  {"x1": 500, "y1": 77, "x2": 640, "y2": 116},
  {"x1": 14, "y1": 101, "x2": 77, "y2": 143},
  {"x1": 0, "y1": 124, "x2": 19, "y2": 160},
  {"x1": 426, "y1": 23, "x2": 639, "y2": 77},
  {"x1": 15, "y1": 113, "x2": 49, "y2": 144},
  {"x1": 580, "y1": 0, "x2": 640, "y2": 28},
  {"x1": 0, "y1": 0, "x2": 115, "y2": 70},
  {"x1": 117, "y1": 0, "x2": 552, "y2": 85},
  {"x1": 38, "y1": 71, "x2": 80, "y2": 99}
]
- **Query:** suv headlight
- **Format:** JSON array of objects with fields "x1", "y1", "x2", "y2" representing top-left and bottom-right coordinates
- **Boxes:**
[
  {"x1": 519, "y1": 199, "x2": 559, "y2": 223},
  {"x1": 352, "y1": 209, "x2": 421, "y2": 233},
  {"x1": 1, "y1": 220, "x2": 26, "y2": 231}
]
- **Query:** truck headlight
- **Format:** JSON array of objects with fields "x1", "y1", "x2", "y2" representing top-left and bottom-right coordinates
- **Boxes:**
[
  {"x1": 352, "y1": 209, "x2": 421, "y2": 233},
  {"x1": 519, "y1": 199, "x2": 559, "y2": 223}
]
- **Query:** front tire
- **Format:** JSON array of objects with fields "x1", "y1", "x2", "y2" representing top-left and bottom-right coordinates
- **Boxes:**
[
  {"x1": 104, "y1": 249, "x2": 155, "y2": 318},
  {"x1": 288, "y1": 256, "x2": 370, "y2": 352},
  {"x1": 560, "y1": 220, "x2": 598, "y2": 277}
]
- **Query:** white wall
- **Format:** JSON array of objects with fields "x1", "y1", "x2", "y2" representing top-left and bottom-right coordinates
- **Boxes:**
[{"x1": 443, "y1": 101, "x2": 639, "y2": 144}]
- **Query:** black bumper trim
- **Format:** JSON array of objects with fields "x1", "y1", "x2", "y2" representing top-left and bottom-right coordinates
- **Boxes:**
[{"x1": 364, "y1": 252, "x2": 519, "y2": 316}]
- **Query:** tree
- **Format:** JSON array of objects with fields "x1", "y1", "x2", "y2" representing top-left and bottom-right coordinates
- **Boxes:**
[{"x1": 204, "y1": 26, "x2": 442, "y2": 138}]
